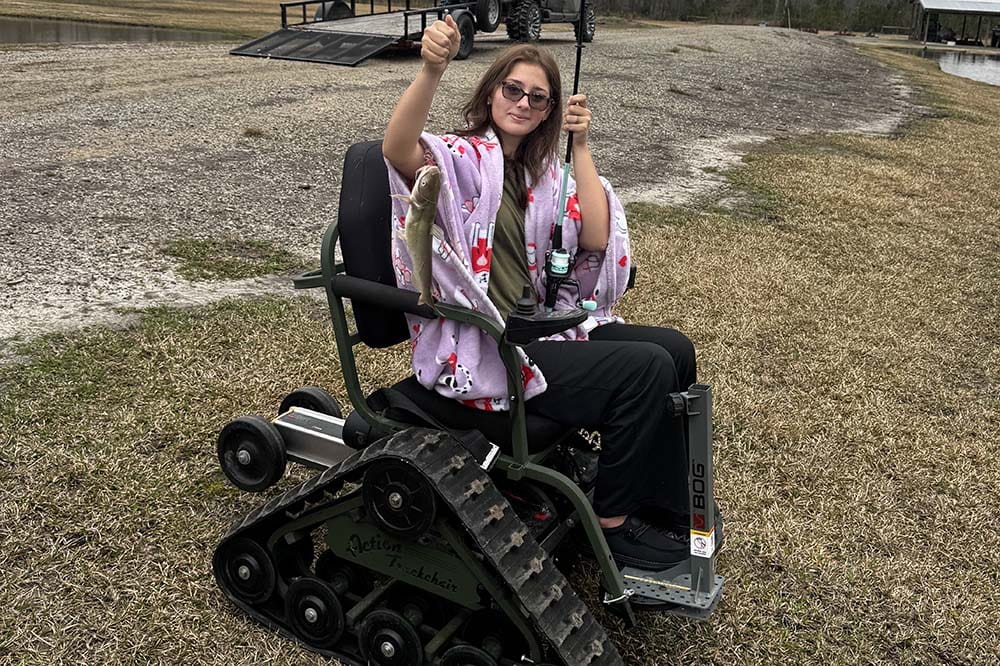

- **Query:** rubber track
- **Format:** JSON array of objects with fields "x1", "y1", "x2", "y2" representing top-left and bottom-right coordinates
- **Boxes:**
[{"x1": 214, "y1": 427, "x2": 623, "y2": 665}]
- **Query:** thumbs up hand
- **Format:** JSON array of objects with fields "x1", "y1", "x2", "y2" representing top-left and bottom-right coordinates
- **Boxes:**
[{"x1": 421, "y1": 14, "x2": 461, "y2": 72}]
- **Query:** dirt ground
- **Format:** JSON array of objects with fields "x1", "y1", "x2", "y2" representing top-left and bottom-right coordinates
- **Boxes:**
[
  {"x1": 6, "y1": 20, "x2": 1000, "y2": 666},
  {"x1": 0, "y1": 23, "x2": 915, "y2": 357}
]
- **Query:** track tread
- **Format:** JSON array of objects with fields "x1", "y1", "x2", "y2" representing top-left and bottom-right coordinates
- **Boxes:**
[{"x1": 214, "y1": 427, "x2": 623, "y2": 665}]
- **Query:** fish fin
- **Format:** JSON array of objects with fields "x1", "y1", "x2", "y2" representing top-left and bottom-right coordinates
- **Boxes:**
[
  {"x1": 430, "y1": 225, "x2": 447, "y2": 241},
  {"x1": 390, "y1": 194, "x2": 411, "y2": 204}
]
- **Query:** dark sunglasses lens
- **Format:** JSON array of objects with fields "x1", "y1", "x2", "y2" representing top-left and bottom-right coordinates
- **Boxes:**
[
  {"x1": 528, "y1": 93, "x2": 550, "y2": 110},
  {"x1": 502, "y1": 83, "x2": 522, "y2": 102},
  {"x1": 501, "y1": 83, "x2": 549, "y2": 110}
]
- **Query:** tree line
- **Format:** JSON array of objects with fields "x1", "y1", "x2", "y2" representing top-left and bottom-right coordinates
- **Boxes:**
[{"x1": 598, "y1": 0, "x2": 916, "y2": 33}]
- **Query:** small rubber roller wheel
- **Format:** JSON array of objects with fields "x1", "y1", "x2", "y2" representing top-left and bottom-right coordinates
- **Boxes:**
[
  {"x1": 216, "y1": 537, "x2": 276, "y2": 605},
  {"x1": 441, "y1": 645, "x2": 498, "y2": 666},
  {"x1": 217, "y1": 415, "x2": 286, "y2": 492},
  {"x1": 279, "y1": 386, "x2": 343, "y2": 418},
  {"x1": 362, "y1": 459, "x2": 436, "y2": 540},
  {"x1": 284, "y1": 576, "x2": 345, "y2": 650},
  {"x1": 359, "y1": 609, "x2": 423, "y2": 666}
]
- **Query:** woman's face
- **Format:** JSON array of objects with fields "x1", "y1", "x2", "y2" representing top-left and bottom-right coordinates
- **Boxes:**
[{"x1": 490, "y1": 62, "x2": 554, "y2": 153}]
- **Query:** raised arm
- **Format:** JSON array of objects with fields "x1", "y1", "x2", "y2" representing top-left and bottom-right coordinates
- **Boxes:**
[{"x1": 382, "y1": 15, "x2": 461, "y2": 181}]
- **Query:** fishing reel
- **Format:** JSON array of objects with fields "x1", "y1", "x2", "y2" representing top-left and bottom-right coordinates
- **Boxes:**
[{"x1": 542, "y1": 247, "x2": 596, "y2": 313}]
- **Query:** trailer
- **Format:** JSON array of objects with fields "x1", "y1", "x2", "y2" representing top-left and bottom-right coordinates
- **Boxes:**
[
  {"x1": 231, "y1": 0, "x2": 595, "y2": 67},
  {"x1": 231, "y1": 0, "x2": 484, "y2": 67}
]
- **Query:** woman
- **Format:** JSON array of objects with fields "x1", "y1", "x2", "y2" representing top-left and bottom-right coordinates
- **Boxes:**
[{"x1": 381, "y1": 15, "x2": 701, "y2": 571}]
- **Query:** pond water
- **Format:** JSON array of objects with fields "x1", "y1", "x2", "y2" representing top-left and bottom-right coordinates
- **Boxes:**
[
  {"x1": 0, "y1": 16, "x2": 230, "y2": 44},
  {"x1": 918, "y1": 48, "x2": 1000, "y2": 87}
]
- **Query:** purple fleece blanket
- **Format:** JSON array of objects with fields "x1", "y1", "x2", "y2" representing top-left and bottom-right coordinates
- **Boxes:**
[{"x1": 385, "y1": 129, "x2": 631, "y2": 411}]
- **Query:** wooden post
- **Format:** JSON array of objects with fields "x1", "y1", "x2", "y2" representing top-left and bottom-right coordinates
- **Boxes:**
[
  {"x1": 977, "y1": 15, "x2": 983, "y2": 44},
  {"x1": 923, "y1": 11, "x2": 930, "y2": 44},
  {"x1": 961, "y1": 15, "x2": 967, "y2": 41}
]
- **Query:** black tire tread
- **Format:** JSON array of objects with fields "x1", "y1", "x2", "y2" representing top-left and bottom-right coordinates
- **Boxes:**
[{"x1": 213, "y1": 427, "x2": 622, "y2": 665}]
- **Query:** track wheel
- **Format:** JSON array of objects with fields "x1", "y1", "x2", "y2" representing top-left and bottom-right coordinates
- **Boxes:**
[
  {"x1": 216, "y1": 537, "x2": 276, "y2": 605},
  {"x1": 363, "y1": 459, "x2": 436, "y2": 540},
  {"x1": 285, "y1": 576, "x2": 346, "y2": 649},
  {"x1": 441, "y1": 645, "x2": 498, "y2": 666},
  {"x1": 359, "y1": 609, "x2": 424, "y2": 666},
  {"x1": 279, "y1": 386, "x2": 343, "y2": 418},
  {"x1": 217, "y1": 415, "x2": 286, "y2": 492}
]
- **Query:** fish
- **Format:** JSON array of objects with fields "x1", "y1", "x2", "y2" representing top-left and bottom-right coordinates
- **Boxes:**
[{"x1": 394, "y1": 165, "x2": 443, "y2": 306}]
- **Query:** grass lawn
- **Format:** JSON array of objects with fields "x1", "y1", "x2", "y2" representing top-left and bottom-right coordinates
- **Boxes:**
[{"x1": 2, "y1": 48, "x2": 998, "y2": 664}]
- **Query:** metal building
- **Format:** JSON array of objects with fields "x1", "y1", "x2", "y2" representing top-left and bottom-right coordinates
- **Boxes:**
[{"x1": 912, "y1": 0, "x2": 1000, "y2": 46}]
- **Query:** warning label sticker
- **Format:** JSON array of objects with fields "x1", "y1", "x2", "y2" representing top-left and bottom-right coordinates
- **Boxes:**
[{"x1": 690, "y1": 528, "x2": 715, "y2": 558}]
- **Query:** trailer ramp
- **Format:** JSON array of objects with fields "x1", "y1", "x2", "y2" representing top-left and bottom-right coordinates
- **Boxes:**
[
  {"x1": 231, "y1": 27, "x2": 397, "y2": 66},
  {"x1": 231, "y1": 8, "x2": 446, "y2": 67}
]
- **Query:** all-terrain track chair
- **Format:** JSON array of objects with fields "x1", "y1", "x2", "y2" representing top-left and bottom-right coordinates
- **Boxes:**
[{"x1": 213, "y1": 140, "x2": 724, "y2": 665}]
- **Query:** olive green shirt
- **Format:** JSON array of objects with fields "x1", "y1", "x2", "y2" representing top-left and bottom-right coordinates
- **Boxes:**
[{"x1": 487, "y1": 164, "x2": 536, "y2": 321}]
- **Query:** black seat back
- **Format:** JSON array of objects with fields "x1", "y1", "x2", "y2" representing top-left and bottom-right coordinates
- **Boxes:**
[{"x1": 337, "y1": 140, "x2": 409, "y2": 348}]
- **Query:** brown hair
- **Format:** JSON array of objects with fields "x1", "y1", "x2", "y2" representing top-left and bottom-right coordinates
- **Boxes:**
[{"x1": 454, "y1": 44, "x2": 562, "y2": 208}]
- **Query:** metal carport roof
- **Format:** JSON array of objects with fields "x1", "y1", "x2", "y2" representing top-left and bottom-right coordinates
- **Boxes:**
[{"x1": 918, "y1": 0, "x2": 1000, "y2": 13}]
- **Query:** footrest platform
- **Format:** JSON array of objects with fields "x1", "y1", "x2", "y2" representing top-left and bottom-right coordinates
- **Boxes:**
[{"x1": 621, "y1": 560, "x2": 724, "y2": 619}]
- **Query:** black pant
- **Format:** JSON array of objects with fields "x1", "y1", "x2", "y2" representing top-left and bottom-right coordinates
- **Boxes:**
[{"x1": 524, "y1": 323, "x2": 696, "y2": 518}]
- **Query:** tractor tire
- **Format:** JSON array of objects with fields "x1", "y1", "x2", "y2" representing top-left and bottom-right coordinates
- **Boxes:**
[
  {"x1": 574, "y1": 0, "x2": 596, "y2": 43},
  {"x1": 506, "y1": 0, "x2": 541, "y2": 42},
  {"x1": 455, "y1": 12, "x2": 476, "y2": 60},
  {"x1": 475, "y1": 0, "x2": 502, "y2": 33}
]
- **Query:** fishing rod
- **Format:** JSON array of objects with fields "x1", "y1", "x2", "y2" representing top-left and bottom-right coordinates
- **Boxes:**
[{"x1": 544, "y1": 3, "x2": 588, "y2": 312}]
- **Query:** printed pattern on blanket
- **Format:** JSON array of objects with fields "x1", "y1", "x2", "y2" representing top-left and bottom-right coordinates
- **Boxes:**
[{"x1": 384, "y1": 129, "x2": 631, "y2": 410}]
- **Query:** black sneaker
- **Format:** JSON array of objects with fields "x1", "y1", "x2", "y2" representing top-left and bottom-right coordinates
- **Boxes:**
[
  {"x1": 636, "y1": 501, "x2": 725, "y2": 556},
  {"x1": 601, "y1": 515, "x2": 688, "y2": 571}
]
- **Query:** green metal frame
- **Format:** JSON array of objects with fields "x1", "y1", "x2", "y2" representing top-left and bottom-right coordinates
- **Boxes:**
[
  {"x1": 292, "y1": 219, "x2": 633, "y2": 610},
  {"x1": 265, "y1": 492, "x2": 544, "y2": 659}
]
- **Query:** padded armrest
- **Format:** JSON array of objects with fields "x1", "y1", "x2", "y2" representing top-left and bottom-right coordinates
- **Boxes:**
[
  {"x1": 292, "y1": 269, "x2": 324, "y2": 290},
  {"x1": 331, "y1": 274, "x2": 438, "y2": 319},
  {"x1": 330, "y1": 274, "x2": 589, "y2": 350},
  {"x1": 328, "y1": 274, "x2": 505, "y2": 340},
  {"x1": 504, "y1": 308, "x2": 588, "y2": 345}
]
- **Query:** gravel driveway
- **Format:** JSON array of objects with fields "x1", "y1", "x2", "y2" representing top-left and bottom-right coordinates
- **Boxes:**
[{"x1": 0, "y1": 24, "x2": 915, "y2": 355}]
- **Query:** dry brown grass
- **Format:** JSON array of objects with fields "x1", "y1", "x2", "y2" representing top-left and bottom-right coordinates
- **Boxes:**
[{"x1": 2, "y1": 48, "x2": 999, "y2": 664}]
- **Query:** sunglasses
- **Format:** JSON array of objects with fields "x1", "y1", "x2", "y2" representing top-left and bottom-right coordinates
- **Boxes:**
[{"x1": 499, "y1": 80, "x2": 554, "y2": 111}]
